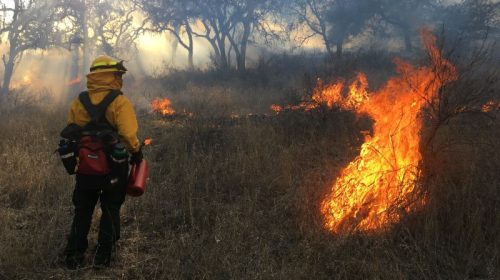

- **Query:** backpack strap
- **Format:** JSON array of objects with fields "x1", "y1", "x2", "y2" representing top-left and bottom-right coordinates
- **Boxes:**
[{"x1": 79, "y1": 90, "x2": 122, "y2": 125}]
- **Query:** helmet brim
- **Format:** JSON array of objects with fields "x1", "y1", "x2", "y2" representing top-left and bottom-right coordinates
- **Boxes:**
[
  {"x1": 88, "y1": 68, "x2": 127, "y2": 75},
  {"x1": 89, "y1": 60, "x2": 128, "y2": 74}
]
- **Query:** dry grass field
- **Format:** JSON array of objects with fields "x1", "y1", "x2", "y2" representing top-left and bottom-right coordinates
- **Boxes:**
[{"x1": 0, "y1": 50, "x2": 499, "y2": 279}]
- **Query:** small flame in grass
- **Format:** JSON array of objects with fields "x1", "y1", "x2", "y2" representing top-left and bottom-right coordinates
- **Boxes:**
[
  {"x1": 151, "y1": 98, "x2": 176, "y2": 116},
  {"x1": 270, "y1": 104, "x2": 282, "y2": 113},
  {"x1": 482, "y1": 101, "x2": 499, "y2": 113},
  {"x1": 143, "y1": 138, "x2": 152, "y2": 146},
  {"x1": 321, "y1": 29, "x2": 458, "y2": 234},
  {"x1": 230, "y1": 113, "x2": 241, "y2": 119},
  {"x1": 270, "y1": 73, "x2": 369, "y2": 113}
]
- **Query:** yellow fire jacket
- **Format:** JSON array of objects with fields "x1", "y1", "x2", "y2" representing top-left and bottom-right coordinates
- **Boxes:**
[{"x1": 67, "y1": 71, "x2": 141, "y2": 153}]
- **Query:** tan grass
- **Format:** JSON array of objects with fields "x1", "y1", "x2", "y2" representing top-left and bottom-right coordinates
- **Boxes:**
[{"x1": 0, "y1": 71, "x2": 498, "y2": 279}]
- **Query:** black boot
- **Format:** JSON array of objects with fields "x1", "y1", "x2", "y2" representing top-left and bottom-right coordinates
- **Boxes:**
[
  {"x1": 93, "y1": 244, "x2": 112, "y2": 268},
  {"x1": 65, "y1": 252, "x2": 85, "y2": 270}
]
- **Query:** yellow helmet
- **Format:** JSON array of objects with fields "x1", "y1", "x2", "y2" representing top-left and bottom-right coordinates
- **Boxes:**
[{"x1": 89, "y1": 55, "x2": 127, "y2": 74}]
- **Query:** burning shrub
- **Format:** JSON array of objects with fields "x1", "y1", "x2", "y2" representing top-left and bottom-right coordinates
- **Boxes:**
[
  {"x1": 151, "y1": 98, "x2": 176, "y2": 116},
  {"x1": 318, "y1": 30, "x2": 458, "y2": 234}
]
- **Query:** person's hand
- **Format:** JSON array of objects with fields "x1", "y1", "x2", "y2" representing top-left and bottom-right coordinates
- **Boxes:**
[{"x1": 130, "y1": 149, "x2": 143, "y2": 165}]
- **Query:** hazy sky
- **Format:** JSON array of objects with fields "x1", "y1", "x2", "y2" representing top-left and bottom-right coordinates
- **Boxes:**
[{"x1": 0, "y1": 0, "x2": 497, "y2": 97}]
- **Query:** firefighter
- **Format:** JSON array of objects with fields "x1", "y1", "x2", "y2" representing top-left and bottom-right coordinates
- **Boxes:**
[{"x1": 63, "y1": 55, "x2": 143, "y2": 269}]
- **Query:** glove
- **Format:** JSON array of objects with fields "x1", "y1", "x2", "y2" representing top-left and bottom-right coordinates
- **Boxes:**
[{"x1": 130, "y1": 149, "x2": 143, "y2": 165}]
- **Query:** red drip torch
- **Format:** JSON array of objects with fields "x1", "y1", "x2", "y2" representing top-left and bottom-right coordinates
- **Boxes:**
[
  {"x1": 127, "y1": 160, "x2": 148, "y2": 196},
  {"x1": 126, "y1": 138, "x2": 151, "y2": 197}
]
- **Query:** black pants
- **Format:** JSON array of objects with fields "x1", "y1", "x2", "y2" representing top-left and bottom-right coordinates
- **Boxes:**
[{"x1": 65, "y1": 175, "x2": 127, "y2": 256}]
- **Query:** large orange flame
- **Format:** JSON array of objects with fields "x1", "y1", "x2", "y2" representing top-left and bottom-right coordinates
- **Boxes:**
[
  {"x1": 151, "y1": 98, "x2": 176, "y2": 116},
  {"x1": 321, "y1": 30, "x2": 458, "y2": 234}
]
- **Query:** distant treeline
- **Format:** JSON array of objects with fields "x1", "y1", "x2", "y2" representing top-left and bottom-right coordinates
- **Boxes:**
[{"x1": 0, "y1": 0, "x2": 498, "y2": 94}]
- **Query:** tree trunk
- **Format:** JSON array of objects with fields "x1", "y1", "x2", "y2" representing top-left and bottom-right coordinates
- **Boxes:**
[
  {"x1": 70, "y1": 44, "x2": 80, "y2": 81},
  {"x1": 185, "y1": 23, "x2": 194, "y2": 69},
  {"x1": 336, "y1": 41, "x2": 343, "y2": 58},
  {"x1": 82, "y1": 3, "x2": 90, "y2": 77},
  {"x1": 187, "y1": 48, "x2": 194, "y2": 70},
  {"x1": 171, "y1": 24, "x2": 180, "y2": 66},
  {"x1": 323, "y1": 34, "x2": 334, "y2": 58},
  {"x1": 227, "y1": 43, "x2": 233, "y2": 68},
  {"x1": 236, "y1": 52, "x2": 245, "y2": 74},
  {"x1": 1, "y1": 40, "x2": 18, "y2": 95},
  {"x1": 227, "y1": 28, "x2": 240, "y2": 71},
  {"x1": 1, "y1": 57, "x2": 15, "y2": 95},
  {"x1": 217, "y1": 36, "x2": 228, "y2": 70},
  {"x1": 403, "y1": 29, "x2": 413, "y2": 52},
  {"x1": 237, "y1": 21, "x2": 251, "y2": 75},
  {"x1": 68, "y1": 43, "x2": 84, "y2": 96}
]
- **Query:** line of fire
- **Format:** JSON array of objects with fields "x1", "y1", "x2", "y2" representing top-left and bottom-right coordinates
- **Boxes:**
[{"x1": 150, "y1": 30, "x2": 498, "y2": 235}]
